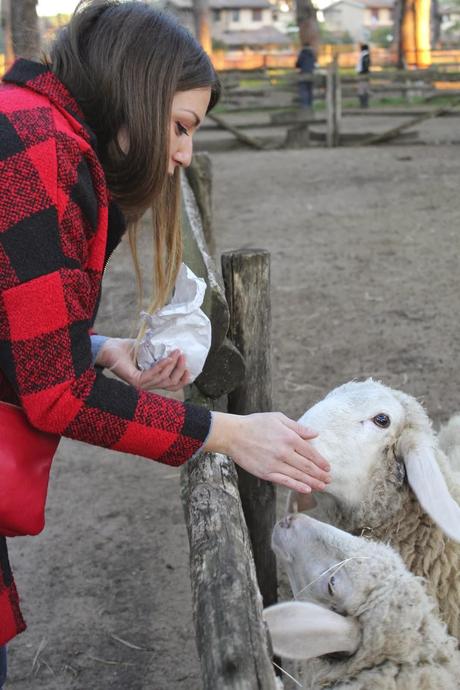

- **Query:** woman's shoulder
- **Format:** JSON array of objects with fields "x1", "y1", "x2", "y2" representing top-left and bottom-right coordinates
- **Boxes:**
[{"x1": 0, "y1": 78, "x2": 91, "y2": 161}]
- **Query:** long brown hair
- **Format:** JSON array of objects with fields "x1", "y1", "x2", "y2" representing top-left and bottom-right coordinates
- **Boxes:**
[{"x1": 49, "y1": 0, "x2": 220, "y2": 316}]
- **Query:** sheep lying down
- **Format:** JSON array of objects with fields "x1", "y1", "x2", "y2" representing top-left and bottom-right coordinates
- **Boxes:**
[
  {"x1": 287, "y1": 379, "x2": 460, "y2": 640},
  {"x1": 265, "y1": 514, "x2": 460, "y2": 690}
]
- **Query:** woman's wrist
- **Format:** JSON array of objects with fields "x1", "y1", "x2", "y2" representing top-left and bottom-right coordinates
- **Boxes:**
[
  {"x1": 204, "y1": 411, "x2": 242, "y2": 457},
  {"x1": 90, "y1": 334, "x2": 109, "y2": 365}
]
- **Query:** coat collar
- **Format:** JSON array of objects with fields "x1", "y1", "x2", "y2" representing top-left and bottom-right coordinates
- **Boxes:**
[{"x1": 2, "y1": 58, "x2": 96, "y2": 148}]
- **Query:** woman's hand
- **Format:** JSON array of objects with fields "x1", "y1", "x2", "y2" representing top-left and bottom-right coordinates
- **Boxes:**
[
  {"x1": 95, "y1": 338, "x2": 190, "y2": 392},
  {"x1": 204, "y1": 411, "x2": 331, "y2": 494}
]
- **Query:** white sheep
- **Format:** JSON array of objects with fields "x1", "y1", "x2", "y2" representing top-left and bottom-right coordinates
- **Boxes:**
[
  {"x1": 287, "y1": 379, "x2": 460, "y2": 640},
  {"x1": 264, "y1": 513, "x2": 460, "y2": 690}
]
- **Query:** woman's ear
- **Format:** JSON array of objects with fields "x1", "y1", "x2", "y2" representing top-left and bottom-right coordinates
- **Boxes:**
[{"x1": 117, "y1": 126, "x2": 130, "y2": 154}]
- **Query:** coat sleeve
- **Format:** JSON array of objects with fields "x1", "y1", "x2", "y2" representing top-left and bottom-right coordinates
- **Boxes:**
[{"x1": 0, "y1": 114, "x2": 211, "y2": 467}]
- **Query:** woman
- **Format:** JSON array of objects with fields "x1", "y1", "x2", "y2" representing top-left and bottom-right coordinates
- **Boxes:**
[{"x1": 0, "y1": 0, "x2": 330, "y2": 672}]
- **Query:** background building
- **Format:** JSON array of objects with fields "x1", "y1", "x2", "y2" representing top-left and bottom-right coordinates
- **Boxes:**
[
  {"x1": 164, "y1": 0, "x2": 291, "y2": 50},
  {"x1": 320, "y1": 0, "x2": 395, "y2": 42}
]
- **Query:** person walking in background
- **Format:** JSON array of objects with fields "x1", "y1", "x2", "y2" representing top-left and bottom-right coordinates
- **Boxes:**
[
  {"x1": 356, "y1": 43, "x2": 371, "y2": 108},
  {"x1": 296, "y1": 42, "x2": 316, "y2": 110}
]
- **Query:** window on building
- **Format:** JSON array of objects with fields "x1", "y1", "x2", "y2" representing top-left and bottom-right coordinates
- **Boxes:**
[
  {"x1": 232, "y1": 9, "x2": 240, "y2": 21},
  {"x1": 213, "y1": 9, "x2": 221, "y2": 21},
  {"x1": 252, "y1": 8, "x2": 262, "y2": 21},
  {"x1": 371, "y1": 8, "x2": 380, "y2": 22}
]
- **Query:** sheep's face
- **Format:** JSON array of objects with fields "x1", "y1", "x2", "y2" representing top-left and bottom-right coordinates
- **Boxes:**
[
  {"x1": 272, "y1": 513, "x2": 403, "y2": 617},
  {"x1": 298, "y1": 379, "x2": 407, "y2": 511},
  {"x1": 269, "y1": 514, "x2": 439, "y2": 672}
]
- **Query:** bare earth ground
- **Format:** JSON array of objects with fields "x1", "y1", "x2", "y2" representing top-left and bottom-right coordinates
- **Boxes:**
[{"x1": 6, "y1": 113, "x2": 460, "y2": 689}]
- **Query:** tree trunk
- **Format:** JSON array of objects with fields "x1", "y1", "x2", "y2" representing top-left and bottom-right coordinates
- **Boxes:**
[
  {"x1": 295, "y1": 0, "x2": 320, "y2": 52},
  {"x1": 431, "y1": 0, "x2": 441, "y2": 47},
  {"x1": 394, "y1": 0, "x2": 407, "y2": 69},
  {"x1": 1, "y1": 0, "x2": 15, "y2": 67},
  {"x1": 10, "y1": 0, "x2": 40, "y2": 60},
  {"x1": 192, "y1": 0, "x2": 212, "y2": 56}
]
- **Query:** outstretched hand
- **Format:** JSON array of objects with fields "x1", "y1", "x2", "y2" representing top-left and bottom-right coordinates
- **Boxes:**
[
  {"x1": 95, "y1": 337, "x2": 190, "y2": 392},
  {"x1": 204, "y1": 411, "x2": 331, "y2": 494}
]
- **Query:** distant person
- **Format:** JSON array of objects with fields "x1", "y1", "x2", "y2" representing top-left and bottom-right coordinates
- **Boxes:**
[
  {"x1": 356, "y1": 43, "x2": 371, "y2": 108},
  {"x1": 296, "y1": 42, "x2": 316, "y2": 110}
]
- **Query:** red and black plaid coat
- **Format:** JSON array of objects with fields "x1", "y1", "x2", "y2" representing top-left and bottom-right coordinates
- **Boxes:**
[{"x1": 0, "y1": 59, "x2": 211, "y2": 645}]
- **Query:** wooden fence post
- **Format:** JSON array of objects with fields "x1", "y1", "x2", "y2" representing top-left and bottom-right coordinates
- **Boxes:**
[
  {"x1": 221, "y1": 249, "x2": 277, "y2": 612},
  {"x1": 181, "y1": 454, "x2": 279, "y2": 690},
  {"x1": 185, "y1": 152, "x2": 215, "y2": 257},
  {"x1": 326, "y1": 56, "x2": 341, "y2": 147}
]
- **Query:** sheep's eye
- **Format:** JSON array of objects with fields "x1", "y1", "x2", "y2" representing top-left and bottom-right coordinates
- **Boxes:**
[
  {"x1": 328, "y1": 575, "x2": 335, "y2": 596},
  {"x1": 372, "y1": 413, "x2": 390, "y2": 428}
]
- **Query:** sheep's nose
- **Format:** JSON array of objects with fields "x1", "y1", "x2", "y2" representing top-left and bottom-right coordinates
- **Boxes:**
[{"x1": 279, "y1": 514, "x2": 295, "y2": 529}]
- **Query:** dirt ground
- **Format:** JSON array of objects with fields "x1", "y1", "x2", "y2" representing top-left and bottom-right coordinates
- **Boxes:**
[{"x1": 6, "y1": 113, "x2": 460, "y2": 689}]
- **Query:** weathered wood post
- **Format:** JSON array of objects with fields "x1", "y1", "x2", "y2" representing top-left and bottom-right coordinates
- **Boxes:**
[
  {"x1": 185, "y1": 152, "x2": 215, "y2": 257},
  {"x1": 181, "y1": 454, "x2": 278, "y2": 690},
  {"x1": 326, "y1": 55, "x2": 341, "y2": 147},
  {"x1": 180, "y1": 169, "x2": 278, "y2": 689},
  {"x1": 221, "y1": 249, "x2": 277, "y2": 613}
]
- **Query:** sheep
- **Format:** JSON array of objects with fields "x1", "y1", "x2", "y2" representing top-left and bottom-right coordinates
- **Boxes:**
[
  {"x1": 264, "y1": 513, "x2": 460, "y2": 690},
  {"x1": 286, "y1": 378, "x2": 460, "y2": 640}
]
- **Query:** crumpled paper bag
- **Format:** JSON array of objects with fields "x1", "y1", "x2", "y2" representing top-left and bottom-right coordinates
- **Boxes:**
[{"x1": 137, "y1": 263, "x2": 211, "y2": 383}]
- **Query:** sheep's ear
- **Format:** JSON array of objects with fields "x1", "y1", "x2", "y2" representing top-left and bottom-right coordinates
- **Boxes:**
[
  {"x1": 402, "y1": 435, "x2": 460, "y2": 543},
  {"x1": 286, "y1": 490, "x2": 317, "y2": 514},
  {"x1": 263, "y1": 601, "x2": 360, "y2": 661}
]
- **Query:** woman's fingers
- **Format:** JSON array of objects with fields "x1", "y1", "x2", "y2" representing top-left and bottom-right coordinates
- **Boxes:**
[
  {"x1": 290, "y1": 441, "x2": 331, "y2": 482},
  {"x1": 278, "y1": 453, "x2": 329, "y2": 490},
  {"x1": 266, "y1": 473, "x2": 313, "y2": 495},
  {"x1": 276, "y1": 416, "x2": 330, "y2": 474},
  {"x1": 157, "y1": 351, "x2": 182, "y2": 381},
  {"x1": 164, "y1": 369, "x2": 191, "y2": 391},
  {"x1": 167, "y1": 353, "x2": 188, "y2": 386},
  {"x1": 138, "y1": 351, "x2": 180, "y2": 384},
  {"x1": 283, "y1": 417, "x2": 319, "y2": 441},
  {"x1": 136, "y1": 351, "x2": 191, "y2": 391}
]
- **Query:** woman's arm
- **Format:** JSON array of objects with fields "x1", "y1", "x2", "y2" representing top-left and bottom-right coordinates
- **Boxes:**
[{"x1": 93, "y1": 341, "x2": 330, "y2": 492}]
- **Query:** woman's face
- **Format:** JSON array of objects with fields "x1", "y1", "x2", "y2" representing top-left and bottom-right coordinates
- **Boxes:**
[{"x1": 169, "y1": 87, "x2": 211, "y2": 174}]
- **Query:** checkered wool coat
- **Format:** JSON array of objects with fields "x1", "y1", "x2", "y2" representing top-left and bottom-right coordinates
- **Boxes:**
[{"x1": 0, "y1": 59, "x2": 211, "y2": 645}]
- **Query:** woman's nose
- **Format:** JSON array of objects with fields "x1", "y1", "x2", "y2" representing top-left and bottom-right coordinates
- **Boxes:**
[{"x1": 174, "y1": 138, "x2": 193, "y2": 168}]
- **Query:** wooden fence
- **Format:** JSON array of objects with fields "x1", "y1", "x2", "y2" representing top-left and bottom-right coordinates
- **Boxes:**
[
  {"x1": 179, "y1": 156, "x2": 279, "y2": 689},
  {"x1": 217, "y1": 64, "x2": 460, "y2": 110},
  {"x1": 193, "y1": 61, "x2": 460, "y2": 150}
]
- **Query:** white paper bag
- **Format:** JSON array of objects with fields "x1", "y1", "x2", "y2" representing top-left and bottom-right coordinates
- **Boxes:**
[{"x1": 137, "y1": 263, "x2": 212, "y2": 383}]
